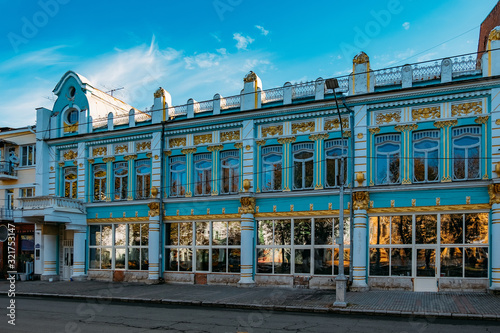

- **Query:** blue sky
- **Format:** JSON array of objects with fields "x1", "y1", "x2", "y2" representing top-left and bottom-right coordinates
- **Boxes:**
[{"x1": 0, "y1": 0, "x2": 498, "y2": 127}]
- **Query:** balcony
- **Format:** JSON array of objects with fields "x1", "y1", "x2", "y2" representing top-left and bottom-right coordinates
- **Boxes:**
[
  {"x1": 0, "y1": 207, "x2": 14, "y2": 221},
  {"x1": 15, "y1": 196, "x2": 86, "y2": 225},
  {"x1": 0, "y1": 161, "x2": 17, "y2": 180}
]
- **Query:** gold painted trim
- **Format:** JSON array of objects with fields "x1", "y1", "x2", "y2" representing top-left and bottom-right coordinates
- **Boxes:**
[
  {"x1": 88, "y1": 217, "x2": 150, "y2": 223},
  {"x1": 164, "y1": 213, "x2": 241, "y2": 221},
  {"x1": 368, "y1": 203, "x2": 490, "y2": 214}
]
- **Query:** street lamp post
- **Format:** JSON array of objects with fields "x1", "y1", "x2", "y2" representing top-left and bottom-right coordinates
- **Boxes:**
[{"x1": 325, "y1": 78, "x2": 347, "y2": 307}]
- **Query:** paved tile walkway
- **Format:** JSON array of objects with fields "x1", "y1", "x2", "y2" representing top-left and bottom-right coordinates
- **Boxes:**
[{"x1": 1, "y1": 280, "x2": 499, "y2": 320}]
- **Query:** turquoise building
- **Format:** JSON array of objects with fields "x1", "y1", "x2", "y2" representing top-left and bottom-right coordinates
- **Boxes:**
[{"x1": 14, "y1": 27, "x2": 500, "y2": 292}]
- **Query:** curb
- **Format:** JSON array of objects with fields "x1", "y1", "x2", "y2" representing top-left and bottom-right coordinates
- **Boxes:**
[{"x1": 1, "y1": 291, "x2": 499, "y2": 321}]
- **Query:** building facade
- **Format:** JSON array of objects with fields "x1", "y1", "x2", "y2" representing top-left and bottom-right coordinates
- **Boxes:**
[
  {"x1": 0, "y1": 126, "x2": 36, "y2": 278},
  {"x1": 14, "y1": 27, "x2": 500, "y2": 292}
]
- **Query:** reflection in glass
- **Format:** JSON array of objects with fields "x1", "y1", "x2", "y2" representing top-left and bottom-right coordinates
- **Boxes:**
[
  {"x1": 167, "y1": 248, "x2": 178, "y2": 271},
  {"x1": 179, "y1": 223, "x2": 193, "y2": 246},
  {"x1": 391, "y1": 216, "x2": 412, "y2": 245},
  {"x1": 101, "y1": 248, "x2": 111, "y2": 269},
  {"x1": 129, "y1": 224, "x2": 142, "y2": 246},
  {"x1": 294, "y1": 249, "x2": 311, "y2": 274},
  {"x1": 334, "y1": 249, "x2": 350, "y2": 276},
  {"x1": 369, "y1": 248, "x2": 389, "y2": 276},
  {"x1": 101, "y1": 225, "x2": 112, "y2": 246},
  {"x1": 257, "y1": 220, "x2": 273, "y2": 245},
  {"x1": 369, "y1": 216, "x2": 390, "y2": 245},
  {"x1": 90, "y1": 248, "x2": 99, "y2": 269},
  {"x1": 274, "y1": 248, "x2": 291, "y2": 274},
  {"x1": 141, "y1": 248, "x2": 148, "y2": 270},
  {"x1": 440, "y1": 214, "x2": 463, "y2": 244},
  {"x1": 465, "y1": 247, "x2": 488, "y2": 277},
  {"x1": 212, "y1": 248, "x2": 227, "y2": 272},
  {"x1": 212, "y1": 222, "x2": 228, "y2": 245},
  {"x1": 115, "y1": 248, "x2": 125, "y2": 269},
  {"x1": 178, "y1": 248, "x2": 192, "y2": 271},
  {"x1": 228, "y1": 222, "x2": 241, "y2": 245},
  {"x1": 196, "y1": 222, "x2": 209, "y2": 245},
  {"x1": 440, "y1": 247, "x2": 463, "y2": 277},
  {"x1": 90, "y1": 225, "x2": 100, "y2": 246},
  {"x1": 465, "y1": 213, "x2": 488, "y2": 244},
  {"x1": 114, "y1": 224, "x2": 126, "y2": 246},
  {"x1": 391, "y1": 248, "x2": 412, "y2": 276},
  {"x1": 196, "y1": 249, "x2": 209, "y2": 271},
  {"x1": 274, "y1": 220, "x2": 292, "y2": 245},
  {"x1": 417, "y1": 249, "x2": 436, "y2": 277},
  {"x1": 257, "y1": 248, "x2": 272, "y2": 273},
  {"x1": 294, "y1": 219, "x2": 311, "y2": 245},
  {"x1": 314, "y1": 218, "x2": 333, "y2": 245},
  {"x1": 416, "y1": 215, "x2": 437, "y2": 244},
  {"x1": 128, "y1": 248, "x2": 140, "y2": 270},
  {"x1": 314, "y1": 248, "x2": 333, "y2": 275},
  {"x1": 228, "y1": 249, "x2": 241, "y2": 272}
]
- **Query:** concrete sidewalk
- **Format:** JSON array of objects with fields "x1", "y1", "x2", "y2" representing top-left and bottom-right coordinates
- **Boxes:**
[{"x1": 1, "y1": 280, "x2": 499, "y2": 320}]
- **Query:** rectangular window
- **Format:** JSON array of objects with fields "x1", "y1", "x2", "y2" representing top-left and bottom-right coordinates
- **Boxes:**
[
  {"x1": 89, "y1": 223, "x2": 149, "y2": 270},
  {"x1": 375, "y1": 134, "x2": 400, "y2": 185},
  {"x1": 169, "y1": 156, "x2": 186, "y2": 197},
  {"x1": 369, "y1": 213, "x2": 488, "y2": 278},
  {"x1": 220, "y1": 150, "x2": 239, "y2": 194},
  {"x1": 452, "y1": 126, "x2": 481, "y2": 180},
  {"x1": 413, "y1": 130, "x2": 439, "y2": 183},
  {"x1": 325, "y1": 139, "x2": 348, "y2": 188},
  {"x1": 135, "y1": 159, "x2": 151, "y2": 199},
  {"x1": 165, "y1": 221, "x2": 241, "y2": 273},
  {"x1": 20, "y1": 145, "x2": 36, "y2": 166},
  {"x1": 194, "y1": 153, "x2": 212, "y2": 196},
  {"x1": 113, "y1": 162, "x2": 128, "y2": 200},
  {"x1": 257, "y1": 217, "x2": 350, "y2": 276},
  {"x1": 293, "y1": 143, "x2": 314, "y2": 190},
  {"x1": 19, "y1": 187, "x2": 35, "y2": 198},
  {"x1": 64, "y1": 167, "x2": 77, "y2": 199},
  {"x1": 262, "y1": 146, "x2": 282, "y2": 192},
  {"x1": 93, "y1": 164, "x2": 107, "y2": 202}
]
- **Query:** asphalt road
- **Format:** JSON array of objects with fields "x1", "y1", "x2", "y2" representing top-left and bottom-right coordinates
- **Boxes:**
[{"x1": 1, "y1": 296, "x2": 499, "y2": 333}]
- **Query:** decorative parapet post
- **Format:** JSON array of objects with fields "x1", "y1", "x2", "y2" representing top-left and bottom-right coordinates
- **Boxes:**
[
  {"x1": 441, "y1": 58, "x2": 452, "y2": 83},
  {"x1": 401, "y1": 65, "x2": 413, "y2": 88},
  {"x1": 283, "y1": 82, "x2": 292, "y2": 105},
  {"x1": 349, "y1": 52, "x2": 374, "y2": 95},
  {"x1": 147, "y1": 187, "x2": 161, "y2": 284},
  {"x1": 351, "y1": 191, "x2": 369, "y2": 291},
  {"x1": 277, "y1": 137, "x2": 296, "y2": 191},
  {"x1": 395, "y1": 124, "x2": 418, "y2": 184},
  {"x1": 241, "y1": 71, "x2": 262, "y2": 111},
  {"x1": 489, "y1": 184, "x2": 500, "y2": 291},
  {"x1": 238, "y1": 180, "x2": 255, "y2": 286},
  {"x1": 434, "y1": 119, "x2": 458, "y2": 182},
  {"x1": 153, "y1": 87, "x2": 172, "y2": 123},
  {"x1": 315, "y1": 77, "x2": 325, "y2": 100},
  {"x1": 213, "y1": 94, "x2": 221, "y2": 115},
  {"x1": 482, "y1": 27, "x2": 500, "y2": 77}
]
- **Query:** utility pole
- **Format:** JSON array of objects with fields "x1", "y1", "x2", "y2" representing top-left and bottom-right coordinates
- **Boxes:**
[{"x1": 325, "y1": 78, "x2": 347, "y2": 307}]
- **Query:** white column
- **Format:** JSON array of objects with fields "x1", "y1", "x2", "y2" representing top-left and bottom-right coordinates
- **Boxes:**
[
  {"x1": 42, "y1": 234, "x2": 58, "y2": 280},
  {"x1": 238, "y1": 213, "x2": 255, "y2": 285},
  {"x1": 148, "y1": 212, "x2": 160, "y2": 283},
  {"x1": 491, "y1": 204, "x2": 500, "y2": 291},
  {"x1": 72, "y1": 229, "x2": 87, "y2": 280},
  {"x1": 351, "y1": 209, "x2": 369, "y2": 291}
]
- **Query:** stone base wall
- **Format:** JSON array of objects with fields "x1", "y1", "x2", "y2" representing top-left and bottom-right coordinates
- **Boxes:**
[
  {"x1": 88, "y1": 270, "x2": 148, "y2": 282},
  {"x1": 255, "y1": 275, "x2": 336, "y2": 289},
  {"x1": 369, "y1": 277, "x2": 488, "y2": 291},
  {"x1": 164, "y1": 272, "x2": 240, "y2": 285}
]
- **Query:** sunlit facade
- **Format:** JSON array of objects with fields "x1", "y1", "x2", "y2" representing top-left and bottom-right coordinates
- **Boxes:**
[{"x1": 13, "y1": 27, "x2": 500, "y2": 291}]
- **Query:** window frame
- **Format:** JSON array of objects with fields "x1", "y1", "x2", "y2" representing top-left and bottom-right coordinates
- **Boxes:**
[
  {"x1": 262, "y1": 146, "x2": 283, "y2": 192},
  {"x1": 20, "y1": 145, "x2": 36, "y2": 167},
  {"x1": 194, "y1": 153, "x2": 212, "y2": 196},
  {"x1": 135, "y1": 159, "x2": 151, "y2": 199},
  {"x1": 412, "y1": 130, "x2": 440, "y2": 183},
  {"x1": 375, "y1": 134, "x2": 401, "y2": 185},
  {"x1": 452, "y1": 126, "x2": 481, "y2": 181},
  {"x1": 93, "y1": 164, "x2": 107, "y2": 202},
  {"x1": 220, "y1": 150, "x2": 240, "y2": 195},
  {"x1": 324, "y1": 139, "x2": 348, "y2": 188},
  {"x1": 169, "y1": 156, "x2": 187, "y2": 198},
  {"x1": 292, "y1": 142, "x2": 315, "y2": 190},
  {"x1": 113, "y1": 161, "x2": 128, "y2": 201},
  {"x1": 63, "y1": 167, "x2": 78, "y2": 199}
]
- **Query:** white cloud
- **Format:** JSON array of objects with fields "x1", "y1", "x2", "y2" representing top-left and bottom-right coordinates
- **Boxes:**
[
  {"x1": 184, "y1": 52, "x2": 221, "y2": 69},
  {"x1": 210, "y1": 33, "x2": 222, "y2": 42},
  {"x1": 402, "y1": 22, "x2": 410, "y2": 30},
  {"x1": 233, "y1": 33, "x2": 254, "y2": 50},
  {"x1": 216, "y1": 48, "x2": 227, "y2": 55},
  {"x1": 255, "y1": 25, "x2": 269, "y2": 36}
]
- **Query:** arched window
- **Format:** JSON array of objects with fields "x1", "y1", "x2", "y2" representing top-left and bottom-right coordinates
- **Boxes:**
[
  {"x1": 64, "y1": 167, "x2": 77, "y2": 199},
  {"x1": 194, "y1": 153, "x2": 212, "y2": 196},
  {"x1": 453, "y1": 126, "x2": 481, "y2": 180},
  {"x1": 262, "y1": 146, "x2": 282, "y2": 192},
  {"x1": 135, "y1": 159, "x2": 151, "y2": 199},
  {"x1": 413, "y1": 130, "x2": 439, "y2": 183},
  {"x1": 220, "y1": 150, "x2": 239, "y2": 194},
  {"x1": 170, "y1": 156, "x2": 186, "y2": 197},
  {"x1": 325, "y1": 139, "x2": 348, "y2": 188},
  {"x1": 293, "y1": 143, "x2": 314, "y2": 190},
  {"x1": 114, "y1": 162, "x2": 128, "y2": 200},
  {"x1": 375, "y1": 134, "x2": 401, "y2": 185},
  {"x1": 93, "y1": 164, "x2": 106, "y2": 201}
]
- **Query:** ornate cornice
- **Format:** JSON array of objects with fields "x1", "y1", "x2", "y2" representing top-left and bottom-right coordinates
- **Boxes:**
[
  {"x1": 475, "y1": 115, "x2": 489, "y2": 124},
  {"x1": 451, "y1": 101, "x2": 482, "y2": 117},
  {"x1": 169, "y1": 137, "x2": 186, "y2": 148},
  {"x1": 194, "y1": 134, "x2": 213, "y2": 145},
  {"x1": 234, "y1": 143, "x2": 243, "y2": 149},
  {"x1": 324, "y1": 117, "x2": 349, "y2": 131},
  {"x1": 291, "y1": 121, "x2": 315, "y2": 134},
  {"x1": 262, "y1": 125, "x2": 283, "y2": 138},
  {"x1": 88, "y1": 217, "x2": 150, "y2": 223},
  {"x1": 395, "y1": 124, "x2": 418, "y2": 132},
  {"x1": 63, "y1": 150, "x2": 77, "y2": 160},
  {"x1": 256, "y1": 139, "x2": 267, "y2": 146},
  {"x1": 148, "y1": 202, "x2": 160, "y2": 217},
  {"x1": 181, "y1": 148, "x2": 197, "y2": 155},
  {"x1": 277, "y1": 137, "x2": 297, "y2": 144},
  {"x1": 368, "y1": 127, "x2": 380, "y2": 134},
  {"x1": 353, "y1": 191, "x2": 369, "y2": 210},
  {"x1": 102, "y1": 157, "x2": 116, "y2": 163},
  {"x1": 489, "y1": 184, "x2": 500, "y2": 205},
  {"x1": 136, "y1": 141, "x2": 151, "y2": 152},
  {"x1": 309, "y1": 133, "x2": 329, "y2": 141},
  {"x1": 411, "y1": 106, "x2": 440, "y2": 121},
  {"x1": 123, "y1": 154, "x2": 137, "y2": 161},
  {"x1": 220, "y1": 130, "x2": 240, "y2": 142},
  {"x1": 114, "y1": 144, "x2": 128, "y2": 154},
  {"x1": 92, "y1": 146, "x2": 107, "y2": 157},
  {"x1": 207, "y1": 144, "x2": 224, "y2": 152},
  {"x1": 375, "y1": 111, "x2": 401, "y2": 125},
  {"x1": 239, "y1": 197, "x2": 256, "y2": 214}
]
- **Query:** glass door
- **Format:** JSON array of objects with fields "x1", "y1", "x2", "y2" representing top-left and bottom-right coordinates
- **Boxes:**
[{"x1": 414, "y1": 215, "x2": 438, "y2": 291}]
